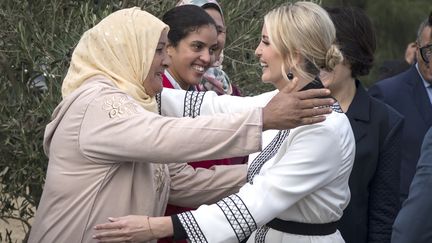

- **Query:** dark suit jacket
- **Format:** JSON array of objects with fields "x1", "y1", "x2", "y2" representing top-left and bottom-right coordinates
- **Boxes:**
[
  {"x1": 368, "y1": 66, "x2": 432, "y2": 202},
  {"x1": 392, "y1": 127, "x2": 432, "y2": 243},
  {"x1": 339, "y1": 81, "x2": 403, "y2": 243}
]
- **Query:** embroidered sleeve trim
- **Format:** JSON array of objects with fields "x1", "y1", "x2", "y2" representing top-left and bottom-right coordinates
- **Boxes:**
[
  {"x1": 183, "y1": 91, "x2": 205, "y2": 118},
  {"x1": 178, "y1": 211, "x2": 208, "y2": 243},
  {"x1": 254, "y1": 226, "x2": 270, "y2": 243},
  {"x1": 216, "y1": 194, "x2": 257, "y2": 242}
]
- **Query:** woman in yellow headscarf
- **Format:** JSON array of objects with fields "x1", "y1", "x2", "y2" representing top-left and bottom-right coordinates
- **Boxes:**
[
  {"x1": 28, "y1": 6, "x2": 334, "y2": 243},
  {"x1": 61, "y1": 6, "x2": 164, "y2": 112}
]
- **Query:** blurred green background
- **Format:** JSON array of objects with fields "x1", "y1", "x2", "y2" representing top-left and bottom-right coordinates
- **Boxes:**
[{"x1": 0, "y1": 0, "x2": 430, "y2": 242}]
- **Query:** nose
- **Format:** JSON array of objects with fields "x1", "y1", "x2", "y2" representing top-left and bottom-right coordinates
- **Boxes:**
[
  {"x1": 255, "y1": 45, "x2": 262, "y2": 58},
  {"x1": 162, "y1": 53, "x2": 171, "y2": 68},
  {"x1": 200, "y1": 49, "x2": 212, "y2": 65}
]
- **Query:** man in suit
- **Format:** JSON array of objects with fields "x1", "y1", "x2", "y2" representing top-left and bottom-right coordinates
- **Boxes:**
[
  {"x1": 392, "y1": 126, "x2": 432, "y2": 243},
  {"x1": 368, "y1": 12, "x2": 432, "y2": 203}
]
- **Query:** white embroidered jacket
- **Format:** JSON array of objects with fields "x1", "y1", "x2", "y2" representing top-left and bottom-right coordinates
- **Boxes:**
[{"x1": 160, "y1": 88, "x2": 356, "y2": 243}]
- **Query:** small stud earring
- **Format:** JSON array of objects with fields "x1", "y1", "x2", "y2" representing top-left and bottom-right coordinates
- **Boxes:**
[{"x1": 287, "y1": 72, "x2": 294, "y2": 80}]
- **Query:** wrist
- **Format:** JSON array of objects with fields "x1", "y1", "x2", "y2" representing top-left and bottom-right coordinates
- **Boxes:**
[
  {"x1": 149, "y1": 216, "x2": 174, "y2": 239},
  {"x1": 262, "y1": 107, "x2": 270, "y2": 131}
]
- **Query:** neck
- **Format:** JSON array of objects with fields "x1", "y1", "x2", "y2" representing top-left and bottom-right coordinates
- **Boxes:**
[
  {"x1": 332, "y1": 77, "x2": 356, "y2": 112},
  {"x1": 275, "y1": 76, "x2": 310, "y2": 92},
  {"x1": 166, "y1": 68, "x2": 190, "y2": 90}
]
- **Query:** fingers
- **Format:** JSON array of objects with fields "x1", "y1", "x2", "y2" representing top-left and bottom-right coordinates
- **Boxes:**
[
  {"x1": 93, "y1": 230, "x2": 130, "y2": 242},
  {"x1": 94, "y1": 221, "x2": 123, "y2": 230},
  {"x1": 296, "y1": 88, "x2": 331, "y2": 100},
  {"x1": 298, "y1": 98, "x2": 335, "y2": 109},
  {"x1": 95, "y1": 236, "x2": 129, "y2": 243},
  {"x1": 300, "y1": 106, "x2": 333, "y2": 118},
  {"x1": 280, "y1": 77, "x2": 298, "y2": 94},
  {"x1": 299, "y1": 116, "x2": 327, "y2": 125}
]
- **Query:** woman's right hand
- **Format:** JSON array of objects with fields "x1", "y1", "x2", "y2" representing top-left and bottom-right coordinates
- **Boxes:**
[{"x1": 93, "y1": 215, "x2": 173, "y2": 242}]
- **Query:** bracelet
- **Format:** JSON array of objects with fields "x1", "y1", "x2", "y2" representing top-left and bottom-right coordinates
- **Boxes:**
[{"x1": 147, "y1": 216, "x2": 155, "y2": 238}]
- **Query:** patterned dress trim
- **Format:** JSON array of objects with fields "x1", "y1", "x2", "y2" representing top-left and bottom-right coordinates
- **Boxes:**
[
  {"x1": 247, "y1": 130, "x2": 290, "y2": 183},
  {"x1": 184, "y1": 91, "x2": 205, "y2": 118},
  {"x1": 155, "y1": 92, "x2": 162, "y2": 115},
  {"x1": 178, "y1": 211, "x2": 208, "y2": 243},
  {"x1": 254, "y1": 226, "x2": 270, "y2": 243},
  {"x1": 216, "y1": 194, "x2": 258, "y2": 242}
]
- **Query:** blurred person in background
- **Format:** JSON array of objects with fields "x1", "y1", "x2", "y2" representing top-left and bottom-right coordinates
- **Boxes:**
[
  {"x1": 323, "y1": 7, "x2": 403, "y2": 243},
  {"x1": 392, "y1": 126, "x2": 432, "y2": 243},
  {"x1": 369, "y1": 11, "x2": 432, "y2": 205},
  {"x1": 176, "y1": 0, "x2": 242, "y2": 96}
]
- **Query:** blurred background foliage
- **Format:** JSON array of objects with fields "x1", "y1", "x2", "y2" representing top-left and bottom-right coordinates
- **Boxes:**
[{"x1": 0, "y1": 0, "x2": 430, "y2": 242}]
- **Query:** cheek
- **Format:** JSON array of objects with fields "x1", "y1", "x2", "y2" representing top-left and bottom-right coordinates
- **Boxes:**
[
  {"x1": 153, "y1": 80, "x2": 163, "y2": 92},
  {"x1": 320, "y1": 72, "x2": 332, "y2": 87},
  {"x1": 217, "y1": 35, "x2": 226, "y2": 47}
]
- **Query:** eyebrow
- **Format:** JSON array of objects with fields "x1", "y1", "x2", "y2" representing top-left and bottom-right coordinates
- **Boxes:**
[
  {"x1": 216, "y1": 25, "x2": 226, "y2": 32},
  {"x1": 191, "y1": 40, "x2": 205, "y2": 45},
  {"x1": 191, "y1": 40, "x2": 217, "y2": 46}
]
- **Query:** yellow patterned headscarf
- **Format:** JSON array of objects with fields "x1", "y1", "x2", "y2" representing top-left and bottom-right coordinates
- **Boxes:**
[{"x1": 62, "y1": 7, "x2": 168, "y2": 112}]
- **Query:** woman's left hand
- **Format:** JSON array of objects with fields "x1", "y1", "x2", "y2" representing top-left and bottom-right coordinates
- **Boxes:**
[{"x1": 93, "y1": 215, "x2": 155, "y2": 242}]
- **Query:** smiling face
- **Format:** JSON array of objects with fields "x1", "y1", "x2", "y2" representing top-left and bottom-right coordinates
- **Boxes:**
[
  {"x1": 254, "y1": 23, "x2": 286, "y2": 90},
  {"x1": 143, "y1": 30, "x2": 170, "y2": 97},
  {"x1": 167, "y1": 24, "x2": 218, "y2": 90}
]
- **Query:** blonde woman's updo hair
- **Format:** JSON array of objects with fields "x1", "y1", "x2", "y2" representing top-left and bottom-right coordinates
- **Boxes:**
[{"x1": 264, "y1": 1, "x2": 343, "y2": 82}]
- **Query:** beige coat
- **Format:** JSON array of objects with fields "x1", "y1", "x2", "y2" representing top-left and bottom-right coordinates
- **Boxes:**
[{"x1": 28, "y1": 78, "x2": 262, "y2": 243}]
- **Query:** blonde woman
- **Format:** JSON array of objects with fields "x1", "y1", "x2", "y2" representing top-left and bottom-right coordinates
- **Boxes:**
[{"x1": 94, "y1": 2, "x2": 355, "y2": 243}]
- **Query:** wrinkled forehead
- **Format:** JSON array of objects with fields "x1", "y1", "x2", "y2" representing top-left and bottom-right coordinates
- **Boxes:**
[{"x1": 419, "y1": 25, "x2": 432, "y2": 45}]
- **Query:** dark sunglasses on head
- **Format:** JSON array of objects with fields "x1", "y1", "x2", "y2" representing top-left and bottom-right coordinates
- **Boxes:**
[{"x1": 419, "y1": 43, "x2": 432, "y2": 64}]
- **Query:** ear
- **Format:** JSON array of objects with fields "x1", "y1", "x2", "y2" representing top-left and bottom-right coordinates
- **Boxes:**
[
  {"x1": 284, "y1": 52, "x2": 302, "y2": 72},
  {"x1": 292, "y1": 51, "x2": 303, "y2": 67}
]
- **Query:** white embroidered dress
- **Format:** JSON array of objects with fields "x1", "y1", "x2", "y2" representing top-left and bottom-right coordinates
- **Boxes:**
[{"x1": 160, "y1": 88, "x2": 356, "y2": 243}]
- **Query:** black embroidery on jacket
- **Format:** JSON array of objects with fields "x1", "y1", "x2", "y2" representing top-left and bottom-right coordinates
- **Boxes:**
[
  {"x1": 155, "y1": 93, "x2": 161, "y2": 115},
  {"x1": 216, "y1": 194, "x2": 257, "y2": 242},
  {"x1": 254, "y1": 226, "x2": 270, "y2": 243},
  {"x1": 247, "y1": 130, "x2": 290, "y2": 183},
  {"x1": 184, "y1": 91, "x2": 205, "y2": 118},
  {"x1": 178, "y1": 211, "x2": 207, "y2": 243}
]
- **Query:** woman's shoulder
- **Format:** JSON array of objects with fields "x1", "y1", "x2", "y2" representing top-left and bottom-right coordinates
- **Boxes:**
[
  {"x1": 61, "y1": 76, "x2": 142, "y2": 119},
  {"x1": 290, "y1": 110, "x2": 352, "y2": 140}
]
